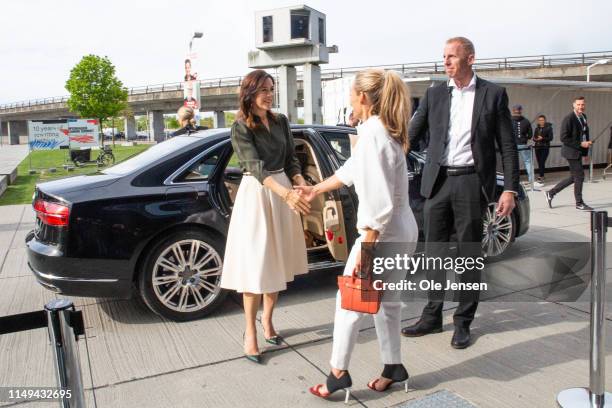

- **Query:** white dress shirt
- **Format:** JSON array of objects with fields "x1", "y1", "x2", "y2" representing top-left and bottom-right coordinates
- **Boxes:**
[
  {"x1": 335, "y1": 116, "x2": 418, "y2": 242},
  {"x1": 441, "y1": 74, "x2": 477, "y2": 166}
]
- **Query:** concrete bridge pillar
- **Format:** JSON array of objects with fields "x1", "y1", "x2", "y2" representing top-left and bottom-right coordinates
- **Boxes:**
[
  {"x1": 278, "y1": 65, "x2": 297, "y2": 123},
  {"x1": 213, "y1": 111, "x2": 225, "y2": 128},
  {"x1": 149, "y1": 111, "x2": 165, "y2": 143},
  {"x1": 7, "y1": 120, "x2": 28, "y2": 145},
  {"x1": 124, "y1": 116, "x2": 136, "y2": 140},
  {"x1": 0, "y1": 121, "x2": 7, "y2": 145},
  {"x1": 303, "y1": 63, "x2": 322, "y2": 125}
]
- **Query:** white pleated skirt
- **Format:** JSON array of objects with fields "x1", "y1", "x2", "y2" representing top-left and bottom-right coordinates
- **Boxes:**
[{"x1": 220, "y1": 172, "x2": 308, "y2": 294}]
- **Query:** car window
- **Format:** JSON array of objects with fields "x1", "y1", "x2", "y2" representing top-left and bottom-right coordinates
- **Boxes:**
[
  {"x1": 175, "y1": 153, "x2": 220, "y2": 182},
  {"x1": 103, "y1": 137, "x2": 198, "y2": 176},
  {"x1": 227, "y1": 152, "x2": 240, "y2": 169},
  {"x1": 103, "y1": 129, "x2": 226, "y2": 176},
  {"x1": 318, "y1": 131, "x2": 353, "y2": 163}
]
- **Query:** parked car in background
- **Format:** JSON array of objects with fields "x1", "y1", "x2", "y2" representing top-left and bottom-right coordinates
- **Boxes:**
[
  {"x1": 103, "y1": 131, "x2": 125, "y2": 141},
  {"x1": 26, "y1": 125, "x2": 530, "y2": 321}
]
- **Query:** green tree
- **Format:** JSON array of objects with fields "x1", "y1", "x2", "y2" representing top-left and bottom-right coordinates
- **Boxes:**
[
  {"x1": 101, "y1": 118, "x2": 125, "y2": 132},
  {"x1": 225, "y1": 112, "x2": 236, "y2": 127},
  {"x1": 136, "y1": 117, "x2": 148, "y2": 132},
  {"x1": 165, "y1": 116, "x2": 180, "y2": 130},
  {"x1": 65, "y1": 55, "x2": 128, "y2": 132},
  {"x1": 200, "y1": 117, "x2": 214, "y2": 128}
]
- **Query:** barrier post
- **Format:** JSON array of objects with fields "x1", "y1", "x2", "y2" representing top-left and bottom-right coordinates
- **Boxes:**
[
  {"x1": 530, "y1": 145, "x2": 536, "y2": 191},
  {"x1": 557, "y1": 211, "x2": 610, "y2": 407},
  {"x1": 45, "y1": 299, "x2": 85, "y2": 408},
  {"x1": 589, "y1": 146, "x2": 594, "y2": 183}
]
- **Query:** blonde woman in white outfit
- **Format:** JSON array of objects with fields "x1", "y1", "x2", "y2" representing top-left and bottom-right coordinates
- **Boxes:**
[{"x1": 297, "y1": 69, "x2": 419, "y2": 402}]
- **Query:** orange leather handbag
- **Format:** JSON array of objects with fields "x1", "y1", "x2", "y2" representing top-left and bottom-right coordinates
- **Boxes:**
[{"x1": 338, "y1": 248, "x2": 381, "y2": 314}]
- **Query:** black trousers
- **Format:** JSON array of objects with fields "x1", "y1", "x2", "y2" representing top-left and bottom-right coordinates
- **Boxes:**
[
  {"x1": 549, "y1": 158, "x2": 584, "y2": 204},
  {"x1": 535, "y1": 147, "x2": 550, "y2": 178},
  {"x1": 420, "y1": 171, "x2": 484, "y2": 329}
]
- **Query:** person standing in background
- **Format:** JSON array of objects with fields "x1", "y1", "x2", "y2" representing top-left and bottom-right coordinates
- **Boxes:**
[
  {"x1": 533, "y1": 114, "x2": 553, "y2": 184},
  {"x1": 511, "y1": 105, "x2": 535, "y2": 187}
]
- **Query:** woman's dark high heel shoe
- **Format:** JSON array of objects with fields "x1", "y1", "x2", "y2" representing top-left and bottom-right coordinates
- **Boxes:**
[
  {"x1": 309, "y1": 371, "x2": 352, "y2": 404},
  {"x1": 243, "y1": 332, "x2": 262, "y2": 364},
  {"x1": 367, "y1": 364, "x2": 409, "y2": 393},
  {"x1": 260, "y1": 321, "x2": 282, "y2": 345},
  {"x1": 264, "y1": 335, "x2": 282, "y2": 345}
]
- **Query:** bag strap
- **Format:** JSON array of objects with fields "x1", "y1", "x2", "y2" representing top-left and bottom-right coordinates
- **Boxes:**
[{"x1": 354, "y1": 244, "x2": 376, "y2": 280}]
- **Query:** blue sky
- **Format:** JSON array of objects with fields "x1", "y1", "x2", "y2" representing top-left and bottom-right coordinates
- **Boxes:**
[{"x1": 1, "y1": 0, "x2": 611, "y2": 103}]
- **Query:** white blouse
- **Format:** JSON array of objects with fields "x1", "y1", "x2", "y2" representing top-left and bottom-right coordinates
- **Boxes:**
[{"x1": 335, "y1": 116, "x2": 418, "y2": 243}]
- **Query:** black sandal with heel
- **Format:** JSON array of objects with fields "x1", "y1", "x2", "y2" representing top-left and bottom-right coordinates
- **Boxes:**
[
  {"x1": 310, "y1": 371, "x2": 353, "y2": 404},
  {"x1": 367, "y1": 364, "x2": 409, "y2": 393}
]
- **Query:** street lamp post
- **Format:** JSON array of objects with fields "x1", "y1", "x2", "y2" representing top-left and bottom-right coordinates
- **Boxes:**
[
  {"x1": 587, "y1": 58, "x2": 611, "y2": 82},
  {"x1": 189, "y1": 32, "x2": 203, "y2": 54}
]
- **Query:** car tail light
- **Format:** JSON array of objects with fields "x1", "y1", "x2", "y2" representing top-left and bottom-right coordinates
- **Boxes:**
[
  {"x1": 337, "y1": 236, "x2": 344, "y2": 244},
  {"x1": 326, "y1": 230, "x2": 334, "y2": 241},
  {"x1": 33, "y1": 199, "x2": 70, "y2": 227}
]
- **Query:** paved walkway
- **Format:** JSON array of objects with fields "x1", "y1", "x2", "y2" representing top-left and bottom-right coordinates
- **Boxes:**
[
  {"x1": 0, "y1": 144, "x2": 29, "y2": 188},
  {"x1": 0, "y1": 170, "x2": 611, "y2": 407}
]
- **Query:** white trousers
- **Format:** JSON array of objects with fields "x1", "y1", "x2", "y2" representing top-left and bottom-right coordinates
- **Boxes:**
[
  {"x1": 329, "y1": 290, "x2": 403, "y2": 370},
  {"x1": 329, "y1": 239, "x2": 404, "y2": 370}
]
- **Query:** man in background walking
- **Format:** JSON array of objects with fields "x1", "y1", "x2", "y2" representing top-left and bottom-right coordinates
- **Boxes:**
[{"x1": 545, "y1": 97, "x2": 593, "y2": 211}]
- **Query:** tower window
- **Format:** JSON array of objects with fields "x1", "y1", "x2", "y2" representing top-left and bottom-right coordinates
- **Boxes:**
[
  {"x1": 263, "y1": 16, "x2": 273, "y2": 42},
  {"x1": 291, "y1": 10, "x2": 310, "y2": 39}
]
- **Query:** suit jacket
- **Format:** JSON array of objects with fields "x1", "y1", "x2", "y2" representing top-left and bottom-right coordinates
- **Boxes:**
[
  {"x1": 560, "y1": 112, "x2": 589, "y2": 159},
  {"x1": 409, "y1": 77, "x2": 519, "y2": 202}
]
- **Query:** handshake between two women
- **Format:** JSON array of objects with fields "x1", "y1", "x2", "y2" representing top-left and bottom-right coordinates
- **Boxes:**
[{"x1": 286, "y1": 174, "x2": 346, "y2": 215}]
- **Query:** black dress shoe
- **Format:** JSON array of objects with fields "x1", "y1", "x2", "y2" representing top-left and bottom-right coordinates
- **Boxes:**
[
  {"x1": 451, "y1": 326, "x2": 471, "y2": 349},
  {"x1": 401, "y1": 320, "x2": 443, "y2": 337}
]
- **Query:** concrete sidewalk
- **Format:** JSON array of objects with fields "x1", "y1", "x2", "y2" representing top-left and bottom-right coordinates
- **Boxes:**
[
  {"x1": 0, "y1": 144, "x2": 29, "y2": 196},
  {"x1": 0, "y1": 171, "x2": 611, "y2": 408}
]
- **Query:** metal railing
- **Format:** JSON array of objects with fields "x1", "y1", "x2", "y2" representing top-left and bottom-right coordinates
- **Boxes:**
[
  {"x1": 557, "y1": 211, "x2": 611, "y2": 408},
  {"x1": 2, "y1": 50, "x2": 612, "y2": 111}
]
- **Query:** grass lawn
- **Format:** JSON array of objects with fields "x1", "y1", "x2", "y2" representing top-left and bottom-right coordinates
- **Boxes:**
[{"x1": 0, "y1": 144, "x2": 151, "y2": 206}]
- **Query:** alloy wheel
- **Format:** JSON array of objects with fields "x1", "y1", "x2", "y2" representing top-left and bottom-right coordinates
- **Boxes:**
[{"x1": 152, "y1": 239, "x2": 223, "y2": 312}]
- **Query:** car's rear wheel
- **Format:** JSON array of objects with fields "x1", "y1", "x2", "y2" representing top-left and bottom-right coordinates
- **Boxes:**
[
  {"x1": 139, "y1": 229, "x2": 227, "y2": 321},
  {"x1": 481, "y1": 203, "x2": 516, "y2": 258}
]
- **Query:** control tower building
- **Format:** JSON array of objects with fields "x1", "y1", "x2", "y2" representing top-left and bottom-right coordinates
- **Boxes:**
[{"x1": 248, "y1": 5, "x2": 337, "y2": 124}]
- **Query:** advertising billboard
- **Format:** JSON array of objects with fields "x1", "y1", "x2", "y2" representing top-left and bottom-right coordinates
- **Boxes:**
[
  {"x1": 27, "y1": 120, "x2": 70, "y2": 150},
  {"x1": 67, "y1": 119, "x2": 100, "y2": 149},
  {"x1": 183, "y1": 54, "x2": 201, "y2": 119}
]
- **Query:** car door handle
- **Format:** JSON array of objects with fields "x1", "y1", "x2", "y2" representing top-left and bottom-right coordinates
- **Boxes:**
[
  {"x1": 225, "y1": 174, "x2": 242, "y2": 182},
  {"x1": 165, "y1": 186, "x2": 197, "y2": 200}
]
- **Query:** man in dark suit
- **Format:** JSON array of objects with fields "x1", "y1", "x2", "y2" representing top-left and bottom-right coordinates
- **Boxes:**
[
  {"x1": 401, "y1": 37, "x2": 519, "y2": 349},
  {"x1": 545, "y1": 97, "x2": 593, "y2": 211}
]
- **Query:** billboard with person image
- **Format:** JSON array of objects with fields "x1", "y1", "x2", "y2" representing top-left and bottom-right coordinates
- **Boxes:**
[{"x1": 183, "y1": 55, "x2": 201, "y2": 121}]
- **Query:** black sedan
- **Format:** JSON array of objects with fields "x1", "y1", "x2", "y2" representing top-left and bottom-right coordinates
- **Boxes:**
[{"x1": 26, "y1": 125, "x2": 530, "y2": 321}]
